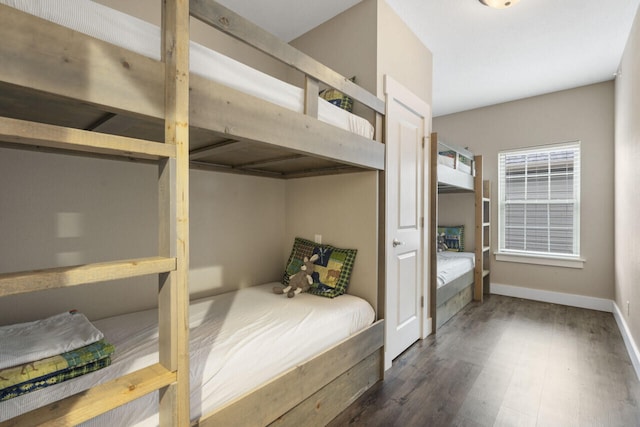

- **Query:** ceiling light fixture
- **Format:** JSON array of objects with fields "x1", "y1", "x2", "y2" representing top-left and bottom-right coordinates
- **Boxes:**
[{"x1": 479, "y1": 0, "x2": 520, "y2": 9}]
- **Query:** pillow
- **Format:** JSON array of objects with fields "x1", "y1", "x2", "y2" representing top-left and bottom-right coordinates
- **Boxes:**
[
  {"x1": 283, "y1": 237, "x2": 357, "y2": 298},
  {"x1": 437, "y1": 225, "x2": 465, "y2": 252},
  {"x1": 319, "y1": 76, "x2": 356, "y2": 113}
]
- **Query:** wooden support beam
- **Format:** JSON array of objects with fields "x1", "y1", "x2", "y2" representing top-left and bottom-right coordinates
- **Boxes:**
[
  {"x1": 189, "y1": 139, "x2": 239, "y2": 160},
  {"x1": 429, "y1": 132, "x2": 439, "y2": 330},
  {"x1": 474, "y1": 155, "x2": 484, "y2": 302},
  {"x1": 159, "y1": 0, "x2": 190, "y2": 425},
  {"x1": 0, "y1": 116, "x2": 176, "y2": 160},
  {"x1": 236, "y1": 154, "x2": 304, "y2": 169},
  {"x1": 304, "y1": 76, "x2": 319, "y2": 118},
  {"x1": 0, "y1": 257, "x2": 176, "y2": 298},
  {"x1": 0, "y1": 364, "x2": 176, "y2": 427}
]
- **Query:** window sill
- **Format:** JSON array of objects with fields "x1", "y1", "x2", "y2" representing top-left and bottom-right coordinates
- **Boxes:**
[{"x1": 494, "y1": 251, "x2": 585, "y2": 269}]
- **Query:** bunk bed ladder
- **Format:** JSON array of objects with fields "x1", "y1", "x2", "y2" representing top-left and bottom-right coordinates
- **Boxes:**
[
  {"x1": 0, "y1": 1, "x2": 190, "y2": 425},
  {"x1": 473, "y1": 159, "x2": 489, "y2": 302}
]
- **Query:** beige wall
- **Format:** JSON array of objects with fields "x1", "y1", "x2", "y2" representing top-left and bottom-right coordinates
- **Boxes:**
[
  {"x1": 0, "y1": 149, "x2": 158, "y2": 324},
  {"x1": 284, "y1": 172, "x2": 380, "y2": 312},
  {"x1": 290, "y1": 0, "x2": 433, "y2": 125},
  {"x1": 0, "y1": 149, "x2": 287, "y2": 325},
  {"x1": 434, "y1": 81, "x2": 615, "y2": 300},
  {"x1": 615, "y1": 8, "x2": 640, "y2": 347},
  {"x1": 289, "y1": 0, "x2": 378, "y2": 124},
  {"x1": 376, "y1": 0, "x2": 432, "y2": 110},
  {"x1": 189, "y1": 170, "x2": 286, "y2": 299},
  {"x1": 438, "y1": 193, "x2": 477, "y2": 251}
]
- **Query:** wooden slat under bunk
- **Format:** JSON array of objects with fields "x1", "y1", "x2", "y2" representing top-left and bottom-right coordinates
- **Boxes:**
[{"x1": 0, "y1": 2, "x2": 385, "y2": 178}]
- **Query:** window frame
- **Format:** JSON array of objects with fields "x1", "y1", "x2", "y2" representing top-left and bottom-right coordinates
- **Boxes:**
[{"x1": 495, "y1": 141, "x2": 585, "y2": 269}]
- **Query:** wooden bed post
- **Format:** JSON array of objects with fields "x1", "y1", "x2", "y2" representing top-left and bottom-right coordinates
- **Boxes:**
[
  {"x1": 159, "y1": 0, "x2": 190, "y2": 425},
  {"x1": 473, "y1": 155, "x2": 484, "y2": 302},
  {"x1": 429, "y1": 133, "x2": 439, "y2": 330}
]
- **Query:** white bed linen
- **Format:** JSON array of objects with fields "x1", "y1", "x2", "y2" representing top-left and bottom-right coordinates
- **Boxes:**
[
  {"x1": 2, "y1": 0, "x2": 375, "y2": 140},
  {"x1": 0, "y1": 283, "x2": 375, "y2": 426},
  {"x1": 0, "y1": 311, "x2": 103, "y2": 370},
  {"x1": 437, "y1": 251, "x2": 475, "y2": 288}
]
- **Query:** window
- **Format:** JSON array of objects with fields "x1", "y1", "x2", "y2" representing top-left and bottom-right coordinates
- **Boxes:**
[{"x1": 497, "y1": 141, "x2": 583, "y2": 268}]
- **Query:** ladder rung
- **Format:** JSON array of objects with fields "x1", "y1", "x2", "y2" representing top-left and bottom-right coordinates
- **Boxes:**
[
  {"x1": 0, "y1": 257, "x2": 176, "y2": 297},
  {"x1": 0, "y1": 116, "x2": 175, "y2": 160},
  {"x1": 0, "y1": 363, "x2": 176, "y2": 427}
]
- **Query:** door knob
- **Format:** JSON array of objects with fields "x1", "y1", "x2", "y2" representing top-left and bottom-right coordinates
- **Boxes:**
[{"x1": 392, "y1": 239, "x2": 404, "y2": 247}]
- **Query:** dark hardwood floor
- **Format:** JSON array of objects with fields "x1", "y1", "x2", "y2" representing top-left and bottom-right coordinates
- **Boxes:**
[{"x1": 330, "y1": 295, "x2": 640, "y2": 427}]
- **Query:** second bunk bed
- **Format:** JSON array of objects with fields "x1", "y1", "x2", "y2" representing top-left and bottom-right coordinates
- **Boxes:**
[
  {"x1": 0, "y1": 0, "x2": 385, "y2": 425},
  {"x1": 429, "y1": 133, "x2": 490, "y2": 329}
]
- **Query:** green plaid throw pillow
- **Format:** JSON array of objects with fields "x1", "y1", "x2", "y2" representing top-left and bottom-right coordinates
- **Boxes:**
[{"x1": 283, "y1": 237, "x2": 357, "y2": 298}]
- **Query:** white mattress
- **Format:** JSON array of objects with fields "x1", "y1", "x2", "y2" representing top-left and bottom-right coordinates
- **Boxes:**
[
  {"x1": 437, "y1": 251, "x2": 475, "y2": 288},
  {"x1": 0, "y1": 283, "x2": 375, "y2": 425},
  {"x1": 2, "y1": 0, "x2": 375, "y2": 140}
]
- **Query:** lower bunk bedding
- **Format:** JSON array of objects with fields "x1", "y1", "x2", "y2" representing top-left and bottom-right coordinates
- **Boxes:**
[
  {"x1": 0, "y1": 283, "x2": 377, "y2": 426},
  {"x1": 436, "y1": 252, "x2": 475, "y2": 329}
]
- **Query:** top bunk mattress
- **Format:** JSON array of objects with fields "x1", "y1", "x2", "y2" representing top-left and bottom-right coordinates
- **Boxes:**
[
  {"x1": 0, "y1": 283, "x2": 375, "y2": 426},
  {"x1": 1, "y1": 0, "x2": 375, "y2": 140},
  {"x1": 436, "y1": 251, "x2": 475, "y2": 288}
]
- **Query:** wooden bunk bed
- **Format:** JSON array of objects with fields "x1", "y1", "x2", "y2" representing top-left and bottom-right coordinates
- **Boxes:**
[
  {"x1": 0, "y1": 1, "x2": 385, "y2": 426},
  {"x1": 429, "y1": 133, "x2": 490, "y2": 329}
]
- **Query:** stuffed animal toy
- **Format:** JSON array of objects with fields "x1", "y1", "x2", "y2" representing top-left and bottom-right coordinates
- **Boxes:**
[
  {"x1": 437, "y1": 233, "x2": 449, "y2": 252},
  {"x1": 274, "y1": 254, "x2": 319, "y2": 298}
]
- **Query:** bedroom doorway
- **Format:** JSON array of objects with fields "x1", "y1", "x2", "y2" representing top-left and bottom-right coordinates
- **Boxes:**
[{"x1": 384, "y1": 75, "x2": 431, "y2": 368}]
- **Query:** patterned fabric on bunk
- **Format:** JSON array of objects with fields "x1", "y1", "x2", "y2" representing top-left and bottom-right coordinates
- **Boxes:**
[
  {"x1": 319, "y1": 76, "x2": 356, "y2": 113},
  {"x1": 0, "y1": 340, "x2": 114, "y2": 391},
  {"x1": 0, "y1": 312, "x2": 114, "y2": 401},
  {"x1": 0, "y1": 357, "x2": 112, "y2": 401},
  {"x1": 283, "y1": 237, "x2": 357, "y2": 298}
]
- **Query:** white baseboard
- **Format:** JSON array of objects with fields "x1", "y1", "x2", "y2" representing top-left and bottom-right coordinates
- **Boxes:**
[
  {"x1": 490, "y1": 283, "x2": 613, "y2": 312},
  {"x1": 612, "y1": 302, "x2": 640, "y2": 381}
]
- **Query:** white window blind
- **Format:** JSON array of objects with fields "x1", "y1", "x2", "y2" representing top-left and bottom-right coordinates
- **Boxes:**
[{"x1": 498, "y1": 142, "x2": 581, "y2": 258}]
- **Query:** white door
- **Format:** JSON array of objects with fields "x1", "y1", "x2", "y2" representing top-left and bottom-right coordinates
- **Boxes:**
[{"x1": 384, "y1": 76, "x2": 431, "y2": 368}]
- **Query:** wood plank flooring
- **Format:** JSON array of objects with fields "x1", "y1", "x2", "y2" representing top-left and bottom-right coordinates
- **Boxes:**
[{"x1": 330, "y1": 295, "x2": 640, "y2": 427}]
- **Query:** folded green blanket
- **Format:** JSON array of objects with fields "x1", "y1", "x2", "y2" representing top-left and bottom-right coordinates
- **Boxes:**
[
  {"x1": 0, "y1": 357, "x2": 112, "y2": 401},
  {"x1": 0, "y1": 340, "x2": 114, "y2": 391}
]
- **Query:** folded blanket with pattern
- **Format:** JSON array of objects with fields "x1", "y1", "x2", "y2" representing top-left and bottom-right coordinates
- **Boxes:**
[
  {"x1": 0, "y1": 340, "x2": 114, "y2": 391},
  {"x1": 0, "y1": 357, "x2": 112, "y2": 401}
]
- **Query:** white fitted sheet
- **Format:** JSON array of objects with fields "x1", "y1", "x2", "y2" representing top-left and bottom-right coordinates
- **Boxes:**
[
  {"x1": 437, "y1": 251, "x2": 475, "y2": 288},
  {"x1": 1, "y1": 0, "x2": 375, "y2": 140},
  {"x1": 0, "y1": 283, "x2": 375, "y2": 425}
]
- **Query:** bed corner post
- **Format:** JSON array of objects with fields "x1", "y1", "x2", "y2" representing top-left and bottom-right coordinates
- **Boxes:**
[
  {"x1": 473, "y1": 155, "x2": 484, "y2": 302},
  {"x1": 429, "y1": 132, "x2": 439, "y2": 330},
  {"x1": 159, "y1": 0, "x2": 191, "y2": 426}
]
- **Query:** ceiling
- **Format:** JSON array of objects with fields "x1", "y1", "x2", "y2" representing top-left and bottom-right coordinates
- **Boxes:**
[{"x1": 219, "y1": 0, "x2": 640, "y2": 117}]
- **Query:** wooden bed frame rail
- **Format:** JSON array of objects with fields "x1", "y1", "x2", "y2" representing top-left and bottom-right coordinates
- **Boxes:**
[{"x1": 196, "y1": 320, "x2": 384, "y2": 427}]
